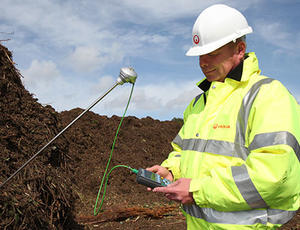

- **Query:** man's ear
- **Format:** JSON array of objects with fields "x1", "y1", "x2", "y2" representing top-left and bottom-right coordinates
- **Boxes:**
[{"x1": 236, "y1": 41, "x2": 246, "y2": 58}]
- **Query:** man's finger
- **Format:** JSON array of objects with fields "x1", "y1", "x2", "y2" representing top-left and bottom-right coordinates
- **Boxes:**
[
  {"x1": 146, "y1": 165, "x2": 158, "y2": 173},
  {"x1": 153, "y1": 186, "x2": 172, "y2": 193}
]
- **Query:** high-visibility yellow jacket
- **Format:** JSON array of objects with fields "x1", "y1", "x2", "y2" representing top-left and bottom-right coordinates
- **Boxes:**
[{"x1": 161, "y1": 52, "x2": 300, "y2": 229}]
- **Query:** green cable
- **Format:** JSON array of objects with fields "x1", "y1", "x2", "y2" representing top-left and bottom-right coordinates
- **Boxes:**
[
  {"x1": 94, "y1": 164, "x2": 138, "y2": 215},
  {"x1": 93, "y1": 83, "x2": 137, "y2": 216}
]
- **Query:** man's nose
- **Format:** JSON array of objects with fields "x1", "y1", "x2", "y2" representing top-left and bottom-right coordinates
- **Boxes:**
[{"x1": 199, "y1": 55, "x2": 208, "y2": 68}]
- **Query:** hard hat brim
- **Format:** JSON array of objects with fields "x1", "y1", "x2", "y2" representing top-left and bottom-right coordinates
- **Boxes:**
[{"x1": 186, "y1": 45, "x2": 216, "y2": 56}]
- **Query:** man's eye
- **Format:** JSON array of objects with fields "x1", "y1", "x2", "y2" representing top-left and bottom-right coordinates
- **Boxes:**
[{"x1": 208, "y1": 53, "x2": 217, "y2": 56}]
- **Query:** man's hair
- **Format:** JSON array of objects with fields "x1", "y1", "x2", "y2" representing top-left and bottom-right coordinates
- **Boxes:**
[
  {"x1": 232, "y1": 35, "x2": 247, "y2": 50},
  {"x1": 238, "y1": 35, "x2": 246, "y2": 43},
  {"x1": 234, "y1": 35, "x2": 246, "y2": 43}
]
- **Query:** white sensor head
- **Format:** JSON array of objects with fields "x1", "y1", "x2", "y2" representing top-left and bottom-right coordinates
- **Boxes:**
[{"x1": 117, "y1": 67, "x2": 137, "y2": 85}]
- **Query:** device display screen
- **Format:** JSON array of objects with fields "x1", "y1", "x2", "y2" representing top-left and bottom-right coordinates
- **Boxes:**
[{"x1": 144, "y1": 169, "x2": 161, "y2": 183}]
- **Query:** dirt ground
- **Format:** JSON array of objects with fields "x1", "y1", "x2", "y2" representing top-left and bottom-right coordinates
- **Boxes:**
[
  {"x1": 0, "y1": 43, "x2": 299, "y2": 229},
  {"x1": 59, "y1": 109, "x2": 186, "y2": 230}
]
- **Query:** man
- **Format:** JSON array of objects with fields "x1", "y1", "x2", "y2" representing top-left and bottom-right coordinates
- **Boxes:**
[{"x1": 147, "y1": 4, "x2": 300, "y2": 229}]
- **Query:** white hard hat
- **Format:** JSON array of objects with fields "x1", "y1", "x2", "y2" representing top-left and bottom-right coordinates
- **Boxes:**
[{"x1": 186, "y1": 4, "x2": 253, "y2": 56}]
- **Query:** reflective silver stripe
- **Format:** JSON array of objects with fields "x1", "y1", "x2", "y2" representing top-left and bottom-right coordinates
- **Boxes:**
[
  {"x1": 249, "y1": 131, "x2": 300, "y2": 162},
  {"x1": 235, "y1": 78, "x2": 274, "y2": 160},
  {"x1": 182, "y1": 204, "x2": 296, "y2": 225},
  {"x1": 267, "y1": 209, "x2": 297, "y2": 225},
  {"x1": 172, "y1": 135, "x2": 183, "y2": 149},
  {"x1": 181, "y1": 138, "x2": 248, "y2": 157},
  {"x1": 231, "y1": 165, "x2": 268, "y2": 208},
  {"x1": 179, "y1": 132, "x2": 300, "y2": 160},
  {"x1": 232, "y1": 78, "x2": 274, "y2": 209}
]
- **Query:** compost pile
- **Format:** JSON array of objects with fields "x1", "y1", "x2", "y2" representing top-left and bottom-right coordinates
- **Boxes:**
[
  {"x1": 0, "y1": 43, "x2": 299, "y2": 229},
  {"x1": 0, "y1": 44, "x2": 78, "y2": 229}
]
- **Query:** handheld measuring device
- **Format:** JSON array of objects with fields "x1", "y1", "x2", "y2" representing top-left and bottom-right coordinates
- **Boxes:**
[{"x1": 136, "y1": 168, "x2": 172, "y2": 189}]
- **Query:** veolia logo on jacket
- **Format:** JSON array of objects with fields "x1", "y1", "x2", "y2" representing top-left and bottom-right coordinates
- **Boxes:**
[{"x1": 213, "y1": 123, "x2": 231, "y2": 129}]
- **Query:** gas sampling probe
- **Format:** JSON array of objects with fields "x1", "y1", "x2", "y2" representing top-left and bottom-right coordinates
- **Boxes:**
[{"x1": 0, "y1": 66, "x2": 171, "y2": 215}]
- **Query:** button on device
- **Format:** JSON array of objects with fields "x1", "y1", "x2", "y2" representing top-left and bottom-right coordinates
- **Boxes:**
[{"x1": 162, "y1": 178, "x2": 171, "y2": 186}]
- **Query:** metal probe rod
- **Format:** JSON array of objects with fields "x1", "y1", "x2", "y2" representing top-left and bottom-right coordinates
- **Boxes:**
[
  {"x1": 0, "y1": 82, "x2": 119, "y2": 189},
  {"x1": 0, "y1": 66, "x2": 137, "y2": 189}
]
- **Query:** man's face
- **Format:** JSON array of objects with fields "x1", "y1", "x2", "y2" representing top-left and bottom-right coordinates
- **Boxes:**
[{"x1": 199, "y1": 42, "x2": 241, "y2": 82}]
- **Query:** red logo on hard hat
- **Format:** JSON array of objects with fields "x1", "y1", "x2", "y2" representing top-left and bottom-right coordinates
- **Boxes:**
[{"x1": 193, "y1": 35, "x2": 200, "y2": 44}]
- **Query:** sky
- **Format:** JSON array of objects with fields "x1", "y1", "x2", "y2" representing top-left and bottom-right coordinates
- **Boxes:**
[{"x1": 0, "y1": 0, "x2": 300, "y2": 121}]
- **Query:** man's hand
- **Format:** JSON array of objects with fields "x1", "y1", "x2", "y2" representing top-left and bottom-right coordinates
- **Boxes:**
[
  {"x1": 146, "y1": 165, "x2": 173, "y2": 181},
  {"x1": 153, "y1": 178, "x2": 194, "y2": 204}
]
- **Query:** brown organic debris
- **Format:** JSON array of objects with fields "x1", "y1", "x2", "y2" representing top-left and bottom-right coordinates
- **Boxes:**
[{"x1": 76, "y1": 204, "x2": 179, "y2": 225}]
